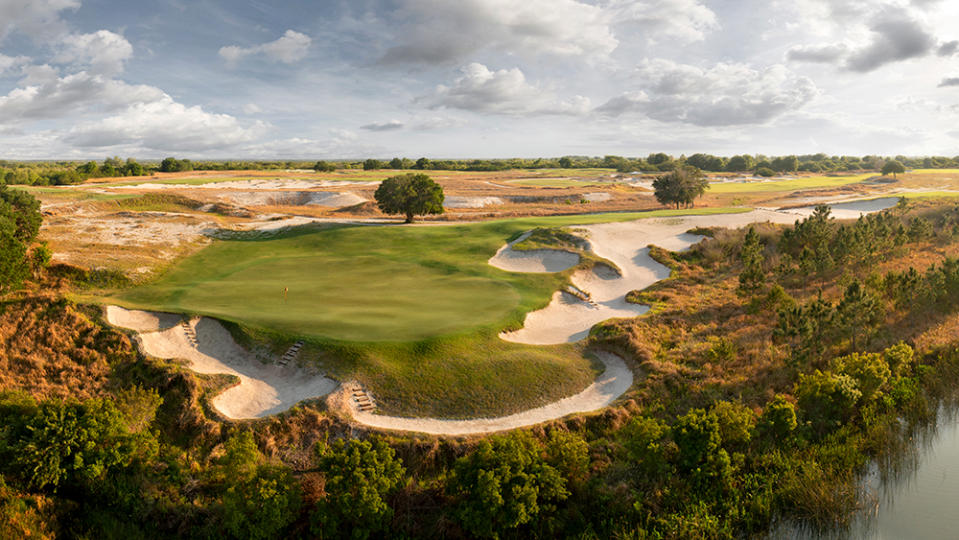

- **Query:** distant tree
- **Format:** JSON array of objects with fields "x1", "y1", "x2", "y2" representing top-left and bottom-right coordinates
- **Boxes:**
[
  {"x1": 388, "y1": 157, "x2": 405, "y2": 169},
  {"x1": 312, "y1": 438, "x2": 405, "y2": 540},
  {"x1": 374, "y1": 173, "x2": 444, "y2": 223},
  {"x1": 558, "y1": 156, "x2": 573, "y2": 168},
  {"x1": 363, "y1": 158, "x2": 382, "y2": 171},
  {"x1": 414, "y1": 157, "x2": 431, "y2": 170},
  {"x1": 76, "y1": 161, "x2": 98, "y2": 175},
  {"x1": 313, "y1": 160, "x2": 336, "y2": 172},
  {"x1": 647, "y1": 152, "x2": 671, "y2": 165},
  {"x1": 881, "y1": 159, "x2": 905, "y2": 178},
  {"x1": 652, "y1": 165, "x2": 709, "y2": 209},
  {"x1": 725, "y1": 155, "x2": 755, "y2": 172},
  {"x1": 122, "y1": 158, "x2": 144, "y2": 176},
  {"x1": 159, "y1": 157, "x2": 192, "y2": 173},
  {"x1": 771, "y1": 155, "x2": 799, "y2": 172}
]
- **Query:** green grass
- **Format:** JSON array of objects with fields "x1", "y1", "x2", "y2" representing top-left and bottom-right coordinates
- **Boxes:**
[
  {"x1": 708, "y1": 173, "x2": 875, "y2": 194},
  {"x1": 93, "y1": 206, "x2": 745, "y2": 417},
  {"x1": 907, "y1": 169, "x2": 959, "y2": 175},
  {"x1": 10, "y1": 185, "x2": 137, "y2": 202}
]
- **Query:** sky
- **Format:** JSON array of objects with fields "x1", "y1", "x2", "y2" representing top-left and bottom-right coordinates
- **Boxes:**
[{"x1": 0, "y1": 0, "x2": 957, "y2": 160}]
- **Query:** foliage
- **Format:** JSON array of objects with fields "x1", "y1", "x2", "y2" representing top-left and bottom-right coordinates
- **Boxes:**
[
  {"x1": 313, "y1": 437, "x2": 406, "y2": 539},
  {"x1": 795, "y1": 371, "x2": 861, "y2": 435},
  {"x1": 881, "y1": 159, "x2": 905, "y2": 178},
  {"x1": 448, "y1": 431, "x2": 569, "y2": 538},
  {"x1": 652, "y1": 165, "x2": 709, "y2": 209},
  {"x1": 0, "y1": 187, "x2": 42, "y2": 291},
  {"x1": 373, "y1": 173, "x2": 445, "y2": 223},
  {"x1": 313, "y1": 160, "x2": 337, "y2": 172},
  {"x1": 1, "y1": 398, "x2": 156, "y2": 494}
]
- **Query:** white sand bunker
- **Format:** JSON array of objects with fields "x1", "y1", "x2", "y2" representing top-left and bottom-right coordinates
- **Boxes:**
[
  {"x1": 444, "y1": 196, "x2": 504, "y2": 208},
  {"x1": 346, "y1": 351, "x2": 632, "y2": 435},
  {"x1": 217, "y1": 191, "x2": 366, "y2": 208},
  {"x1": 105, "y1": 306, "x2": 181, "y2": 332},
  {"x1": 783, "y1": 197, "x2": 899, "y2": 220},
  {"x1": 488, "y1": 231, "x2": 580, "y2": 273},
  {"x1": 499, "y1": 210, "x2": 812, "y2": 345},
  {"x1": 106, "y1": 306, "x2": 337, "y2": 419}
]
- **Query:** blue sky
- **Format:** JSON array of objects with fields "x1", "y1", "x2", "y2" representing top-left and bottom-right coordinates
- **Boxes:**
[{"x1": 0, "y1": 0, "x2": 957, "y2": 159}]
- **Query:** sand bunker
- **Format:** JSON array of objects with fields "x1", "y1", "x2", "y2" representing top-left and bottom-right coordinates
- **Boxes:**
[
  {"x1": 488, "y1": 231, "x2": 581, "y2": 273},
  {"x1": 783, "y1": 197, "x2": 898, "y2": 220},
  {"x1": 106, "y1": 306, "x2": 336, "y2": 419},
  {"x1": 499, "y1": 210, "x2": 814, "y2": 345},
  {"x1": 216, "y1": 191, "x2": 366, "y2": 208},
  {"x1": 346, "y1": 351, "x2": 632, "y2": 435},
  {"x1": 444, "y1": 196, "x2": 504, "y2": 208},
  {"x1": 104, "y1": 306, "x2": 181, "y2": 332}
]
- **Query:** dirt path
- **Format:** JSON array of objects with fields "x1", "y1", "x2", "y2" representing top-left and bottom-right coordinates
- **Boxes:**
[
  {"x1": 343, "y1": 351, "x2": 632, "y2": 435},
  {"x1": 106, "y1": 306, "x2": 337, "y2": 419}
]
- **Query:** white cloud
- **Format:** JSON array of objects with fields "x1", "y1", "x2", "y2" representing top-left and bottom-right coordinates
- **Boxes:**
[
  {"x1": 845, "y1": 7, "x2": 936, "y2": 71},
  {"x1": 606, "y1": 0, "x2": 718, "y2": 43},
  {"x1": 787, "y1": 43, "x2": 848, "y2": 63},
  {"x1": 242, "y1": 103, "x2": 263, "y2": 114},
  {"x1": 219, "y1": 30, "x2": 312, "y2": 65},
  {"x1": 0, "y1": 71, "x2": 165, "y2": 123},
  {"x1": 0, "y1": 0, "x2": 78, "y2": 41},
  {"x1": 380, "y1": 0, "x2": 617, "y2": 65},
  {"x1": 426, "y1": 63, "x2": 590, "y2": 116},
  {"x1": 0, "y1": 54, "x2": 29, "y2": 74},
  {"x1": 56, "y1": 30, "x2": 133, "y2": 76},
  {"x1": 597, "y1": 60, "x2": 818, "y2": 126},
  {"x1": 63, "y1": 96, "x2": 268, "y2": 152}
]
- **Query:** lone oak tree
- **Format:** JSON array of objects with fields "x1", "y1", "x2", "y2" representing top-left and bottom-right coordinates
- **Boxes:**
[
  {"x1": 881, "y1": 159, "x2": 905, "y2": 178},
  {"x1": 374, "y1": 173, "x2": 444, "y2": 223},
  {"x1": 652, "y1": 165, "x2": 709, "y2": 209}
]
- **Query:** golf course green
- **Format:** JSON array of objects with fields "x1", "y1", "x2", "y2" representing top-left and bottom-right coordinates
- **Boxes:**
[
  {"x1": 101, "y1": 207, "x2": 745, "y2": 417},
  {"x1": 109, "y1": 207, "x2": 746, "y2": 343}
]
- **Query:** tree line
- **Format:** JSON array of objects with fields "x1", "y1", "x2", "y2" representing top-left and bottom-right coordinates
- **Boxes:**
[{"x1": 0, "y1": 153, "x2": 956, "y2": 186}]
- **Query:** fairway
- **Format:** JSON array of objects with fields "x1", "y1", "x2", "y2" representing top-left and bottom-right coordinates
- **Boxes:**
[{"x1": 708, "y1": 172, "x2": 875, "y2": 193}]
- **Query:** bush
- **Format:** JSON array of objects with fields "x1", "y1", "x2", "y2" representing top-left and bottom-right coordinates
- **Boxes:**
[{"x1": 755, "y1": 167, "x2": 775, "y2": 177}]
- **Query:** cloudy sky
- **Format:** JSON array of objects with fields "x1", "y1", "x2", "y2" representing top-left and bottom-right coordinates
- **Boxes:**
[{"x1": 0, "y1": 0, "x2": 957, "y2": 159}]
